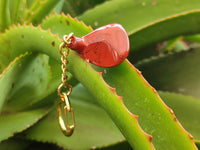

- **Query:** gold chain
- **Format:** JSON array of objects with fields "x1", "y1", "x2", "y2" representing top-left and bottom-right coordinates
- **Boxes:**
[{"x1": 57, "y1": 33, "x2": 75, "y2": 136}]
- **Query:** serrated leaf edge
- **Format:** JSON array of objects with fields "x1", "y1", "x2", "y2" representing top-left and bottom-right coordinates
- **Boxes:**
[
  {"x1": 88, "y1": 63, "x2": 155, "y2": 149},
  {"x1": 130, "y1": 60, "x2": 197, "y2": 148},
  {"x1": 42, "y1": 12, "x2": 93, "y2": 31},
  {"x1": 129, "y1": 9, "x2": 200, "y2": 36},
  {"x1": 0, "y1": 107, "x2": 52, "y2": 142},
  {"x1": 0, "y1": 52, "x2": 29, "y2": 78}
]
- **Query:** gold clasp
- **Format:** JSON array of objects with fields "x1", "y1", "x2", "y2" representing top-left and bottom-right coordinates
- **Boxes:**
[
  {"x1": 57, "y1": 33, "x2": 75, "y2": 137},
  {"x1": 59, "y1": 33, "x2": 74, "y2": 56},
  {"x1": 58, "y1": 93, "x2": 75, "y2": 136},
  {"x1": 63, "y1": 33, "x2": 74, "y2": 45},
  {"x1": 58, "y1": 83, "x2": 72, "y2": 98}
]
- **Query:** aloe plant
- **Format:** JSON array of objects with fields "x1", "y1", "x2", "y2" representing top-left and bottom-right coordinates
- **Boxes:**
[{"x1": 0, "y1": 0, "x2": 200, "y2": 149}]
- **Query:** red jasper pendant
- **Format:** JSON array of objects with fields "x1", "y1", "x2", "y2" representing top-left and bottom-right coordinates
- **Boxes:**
[{"x1": 68, "y1": 23, "x2": 129, "y2": 67}]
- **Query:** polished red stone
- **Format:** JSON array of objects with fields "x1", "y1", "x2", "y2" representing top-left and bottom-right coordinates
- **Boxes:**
[{"x1": 68, "y1": 23, "x2": 130, "y2": 67}]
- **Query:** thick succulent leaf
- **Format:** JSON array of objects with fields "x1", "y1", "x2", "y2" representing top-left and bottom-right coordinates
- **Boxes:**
[
  {"x1": 0, "y1": 53, "x2": 51, "y2": 112},
  {"x1": 38, "y1": 13, "x2": 93, "y2": 100},
  {"x1": 25, "y1": 85, "x2": 200, "y2": 150},
  {"x1": 25, "y1": 0, "x2": 61, "y2": 25},
  {"x1": 159, "y1": 92, "x2": 200, "y2": 141},
  {"x1": 0, "y1": 14, "x2": 92, "y2": 70},
  {"x1": 136, "y1": 48, "x2": 200, "y2": 98},
  {"x1": 42, "y1": 15, "x2": 155, "y2": 149},
  {"x1": 41, "y1": 13, "x2": 93, "y2": 89},
  {"x1": 26, "y1": 0, "x2": 45, "y2": 13},
  {"x1": 62, "y1": 0, "x2": 107, "y2": 17},
  {"x1": 5, "y1": 14, "x2": 92, "y2": 111},
  {"x1": 127, "y1": 44, "x2": 159, "y2": 64},
  {"x1": 79, "y1": 0, "x2": 200, "y2": 53},
  {"x1": 98, "y1": 141, "x2": 200, "y2": 150},
  {"x1": 69, "y1": 53, "x2": 156, "y2": 149},
  {"x1": 41, "y1": 13, "x2": 92, "y2": 37},
  {"x1": 0, "y1": 14, "x2": 91, "y2": 111},
  {"x1": 0, "y1": 0, "x2": 11, "y2": 32},
  {"x1": 0, "y1": 16, "x2": 197, "y2": 149},
  {"x1": 55, "y1": 0, "x2": 65, "y2": 14},
  {"x1": 6, "y1": 54, "x2": 50, "y2": 110},
  {"x1": 0, "y1": 53, "x2": 29, "y2": 111},
  {"x1": 24, "y1": 84, "x2": 125, "y2": 150},
  {"x1": 98, "y1": 90, "x2": 200, "y2": 149},
  {"x1": 0, "y1": 25, "x2": 60, "y2": 72},
  {"x1": 0, "y1": 138, "x2": 30, "y2": 150},
  {"x1": 0, "y1": 106, "x2": 51, "y2": 141},
  {"x1": 96, "y1": 140, "x2": 132, "y2": 150},
  {"x1": 26, "y1": 0, "x2": 36, "y2": 9},
  {"x1": 0, "y1": 25, "x2": 155, "y2": 149},
  {"x1": 61, "y1": 0, "x2": 81, "y2": 17},
  {"x1": 9, "y1": 0, "x2": 26, "y2": 24},
  {"x1": 93, "y1": 60, "x2": 197, "y2": 149}
]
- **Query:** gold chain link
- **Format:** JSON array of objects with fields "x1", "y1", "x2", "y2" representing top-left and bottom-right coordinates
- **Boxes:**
[{"x1": 57, "y1": 33, "x2": 75, "y2": 136}]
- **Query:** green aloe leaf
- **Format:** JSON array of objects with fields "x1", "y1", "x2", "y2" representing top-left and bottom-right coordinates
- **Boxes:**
[
  {"x1": 62, "y1": 0, "x2": 107, "y2": 17},
  {"x1": 25, "y1": 85, "x2": 200, "y2": 150},
  {"x1": 0, "y1": 24, "x2": 154, "y2": 149},
  {"x1": 40, "y1": 13, "x2": 93, "y2": 89},
  {"x1": 93, "y1": 60, "x2": 198, "y2": 149},
  {"x1": 55, "y1": 0, "x2": 65, "y2": 14},
  {"x1": 0, "y1": 53, "x2": 29, "y2": 111},
  {"x1": 107, "y1": 90, "x2": 200, "y2": 148},
  {"x1": 96, "y1": 90, "x2": 200, "y2": 149},
  {"x1": 0, "y1": 24, "x2": 60, "y2": 72},
  {"x1": 136, "y1": 48, "x2": 200, "y2": 98},
  {"x1": 24, "y1": 84, "x2": 125, "y2": 150},
  {"x1": 25, "y1": 0, "x2": 61, "y2": 25},
  {"x1": 0, "y1": 13, "x2": 92, "y2": 112},
  {"x1": 61, "y1": 0, "x2": 81, "y2": 17},
  {"x1": 0, "y1": 138, "x2": 30, "y2": 150},
  {"x1": 96, "y1": 140, "x2": 132, "y2": 150},
  {"x1": 0, "y1": 0, "x2": 199, "y2": 149},
  {"x1": 0, "y1": 106, "x2": 51, "y2": 141},
  {"x1": 5, "y1": 54, "x2": 51, "y2": 111},
  {"x1": 41, "y1": 15, "x2": 153, "y2": 149},
  {"x1": 1, "y1": 14, "x2": 92, "y2": 113},
  {"x1": 0, "y1": 0, "x2": 11, "y2": 32},
  {"x1": 41, "y1": 13, "x2": 92, "y2": 37},
  {"x1": 79, "y1": 0, "x2": 200, "y2": 55},
  {"x1": 159, "y1": 92, "x2": 200, "y2": 141},
  {"x1": 0, "y1": 53, "x2": 51, "y2": 112},
  {"x1": 9, "y1": 0, "x2": 26, "y2": 24},
  {"x1": 26, "y1": 0, "x2": 36, "y2": 9},
  {"x1": 26, "y1": 0, "x2": 45, "y2": 14},
  {"x1": 0, "y1": 14, "x2": 197, "y2": 149}
]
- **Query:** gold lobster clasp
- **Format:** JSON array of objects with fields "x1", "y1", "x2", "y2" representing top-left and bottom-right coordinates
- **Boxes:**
[{"x1": 57, "y1": 93, "x2": 75, "y2": 136}]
